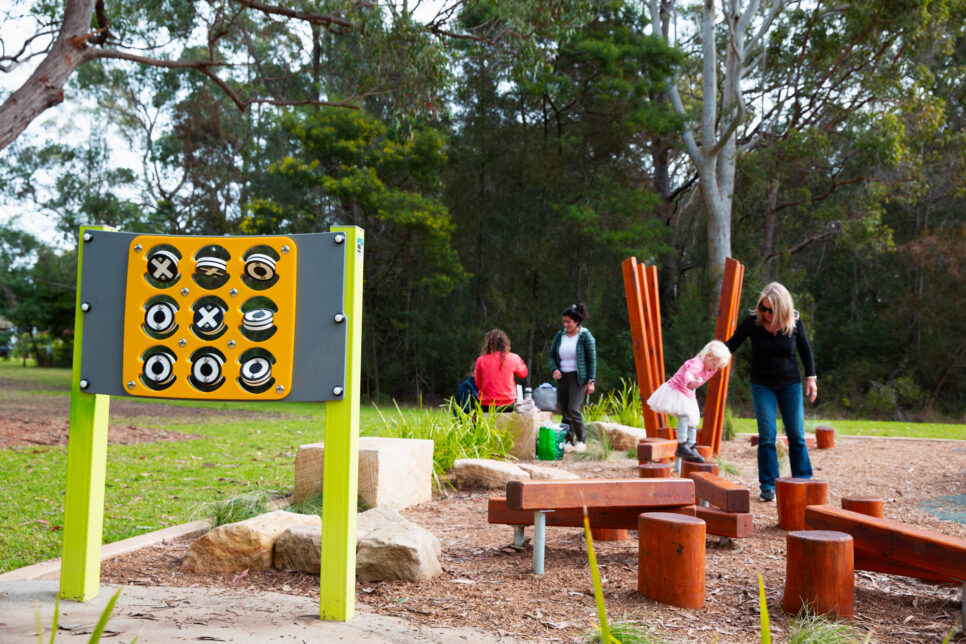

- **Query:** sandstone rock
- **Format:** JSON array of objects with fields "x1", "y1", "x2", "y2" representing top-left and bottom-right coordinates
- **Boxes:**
[
  {"x1": 587, "y1": 421, "x2": 648, "y2": 451},
  {"x1": 182, "y1": 510, "x2": 320, "y2": 574},
  {"x1": 273, "y1": 525, "x2": 321, "y2": 573},
  {"x1": 495, "y1": 411, "x2": 554, "y2": 460},
  {"x1": 356, "y1": 522, "x2": 443, "y2": 582},
  {"x1": 272, "y1": 507, "x2": 433, "y2": 576},
  {"x1": 294, "y1": 438, "x2": 434, "y2": 509},
  {"x1": 452, "y1": 458, "x2": 530, "y2": 489},
  {"x1": 518, "y1": 463, "x2": 580, "y2": 480}
]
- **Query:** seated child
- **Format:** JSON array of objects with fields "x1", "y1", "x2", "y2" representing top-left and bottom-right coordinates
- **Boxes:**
[{"x1": 646, "y1": 340, "x2": 731, "y2": 462}]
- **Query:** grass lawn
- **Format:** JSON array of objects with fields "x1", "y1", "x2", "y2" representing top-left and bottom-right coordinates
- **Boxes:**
[{"x1": 1, "y1": 363, "x2": 962, "y2": 573}]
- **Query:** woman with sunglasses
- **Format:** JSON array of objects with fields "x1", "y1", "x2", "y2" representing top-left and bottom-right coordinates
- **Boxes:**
[{"x1": 725, "y1": 282, "x2": 817, "y2": 503}]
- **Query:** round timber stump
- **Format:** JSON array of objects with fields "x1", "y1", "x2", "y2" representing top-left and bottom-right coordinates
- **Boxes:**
[
  {"x1": 841, "y1": 496, "x2": 884, "y2": 519},
  {"x1": 783, "y1": 530, "x2": 854, "y2": 618},
  {"x1": 638, "y1": 512, "x2": 706, "y2": 609},
  {"x1": 815, "y1": 426, "x2": 835, "y2": 449},
  {"x1": 776, "y1": 478, "x2": 829, "y2": 531},
  {"x1": 638, "y1": 463, "x2": 673, "y2": 479}
]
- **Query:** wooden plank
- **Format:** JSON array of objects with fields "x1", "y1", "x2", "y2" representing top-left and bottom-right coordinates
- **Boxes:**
[
  {"x1": 853, "y1": 550, "x2": 958, "y2": 585},
  {"x1": 638, "y1": 263, "x2": 667, "y2": 430},
  {"x1": 636, "y1": 438, "x2": 678, "y2": 463},
  {"x1": 700, "y1": 257, "x2": 742, "y2": 450},
  {"x1": 689, "y1": 472, "x2": 751, "y2": 513},
  {"x1": 804, "y1": 505, "x2": 966, "y2": 582},
  {"x1": 506, "y1": 479, "x2": 695, "y2": 511},
  {"x1": 488, "y1": 498, "x2": 695, "y2": 530},
  {"x1": 694, "y1": 505, "x2": 754, "y2": 538},
  {"x1": 622, "y1": 258, "x2": 660, "y2": 436}
]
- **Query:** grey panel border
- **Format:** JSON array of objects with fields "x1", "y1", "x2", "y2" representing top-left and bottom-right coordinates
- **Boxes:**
[{"x1": 79, "y1": 231, "x2": 347, "y2": 402}]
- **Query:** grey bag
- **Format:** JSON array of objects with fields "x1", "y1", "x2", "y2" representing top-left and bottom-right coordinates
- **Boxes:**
[{"x1": 532, "y1": 382, "x2": 557, "y2": 411}]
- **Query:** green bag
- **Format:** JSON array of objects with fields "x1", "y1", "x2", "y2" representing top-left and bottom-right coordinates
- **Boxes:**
[{"x1": 536, "y1": 424, "x2": 568, "y2": 460}]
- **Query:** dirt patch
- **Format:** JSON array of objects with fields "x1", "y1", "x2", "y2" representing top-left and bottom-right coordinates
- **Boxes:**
[{"x1": 99, "y1": 436, "x2": 966, "y2": 643}]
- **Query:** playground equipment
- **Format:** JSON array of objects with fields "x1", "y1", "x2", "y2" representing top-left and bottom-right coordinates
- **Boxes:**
[
  {"x1": 840, "y1": 496, "x2": 885, "y2": 518},
  {"x1": 815, "y1": 425, "x2": 835, "y2": 448},
  {"x1": 622, "y1": 257, "x2": 744, "y2": 454},
  {"x1": 638, "y1": 512, "x2": 707, "y2": 609},
  {"x1": 775, "y1": 478, "x2": 828, "y2": 531},
  {"x1": 783, "y1": 530, "x2": 855, "y2": 618},
  {"x1": 492, "y1": 479, "x2": 696, "y2": 574},
  {"x1": 62, "y1": 226, "x2": 363, "y2": 622}
]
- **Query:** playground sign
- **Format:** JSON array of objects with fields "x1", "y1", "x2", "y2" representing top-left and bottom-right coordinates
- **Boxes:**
[{"x1": 61, "y1": 226, "x2": 364, "y2": 622}]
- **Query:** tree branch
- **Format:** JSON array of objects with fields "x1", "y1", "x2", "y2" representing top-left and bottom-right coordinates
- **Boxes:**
[{"x1": 230, "y1": 0, "x2": 356, "y2": 31}]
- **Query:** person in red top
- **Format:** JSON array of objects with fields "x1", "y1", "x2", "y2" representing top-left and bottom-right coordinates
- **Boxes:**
[{"x1": 474, "y1": 329, "x2": 528, "y2": 411}]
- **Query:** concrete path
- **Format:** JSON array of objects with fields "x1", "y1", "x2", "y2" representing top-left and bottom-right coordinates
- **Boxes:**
[{"x1": 0, "y1": 581, "x2": 519, "y2": 643}]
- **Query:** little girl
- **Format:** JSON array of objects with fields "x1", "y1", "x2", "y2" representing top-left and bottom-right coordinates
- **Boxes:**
[{"x1": 647, "y1": 340, "x2": 731, "y2": 462}]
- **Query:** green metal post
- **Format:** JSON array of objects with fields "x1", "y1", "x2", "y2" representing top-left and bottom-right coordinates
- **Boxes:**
[
  {"x1": 320, "y1": 226, "x2": 364, "y2": 621},
  {"x1": 60, "y1": 226, "x2": 112, "y2": 601}
]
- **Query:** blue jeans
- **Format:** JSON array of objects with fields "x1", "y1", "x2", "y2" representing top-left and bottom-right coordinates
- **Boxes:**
[{"x1": 752, "y1": 382, "x2": 812, "y2": 497}]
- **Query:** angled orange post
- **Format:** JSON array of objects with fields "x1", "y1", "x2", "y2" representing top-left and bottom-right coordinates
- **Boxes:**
[
  {"x1": 638, "y1": 264, "x2": 668, "y2": 434},
  {"x1": 622, "y1": 258, "x2": 661, "y2": 435},
  {"x1": 700, "y1": 258, "x2": 744, "y2": 453}
]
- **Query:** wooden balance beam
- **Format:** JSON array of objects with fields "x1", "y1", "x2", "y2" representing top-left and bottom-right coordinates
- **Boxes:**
[
  {"x1": 688, "y1": 472, "x2": 753, "y2": 540},
  {"x1": 503, "y1": 479, "x2": 695, "y2": 573},
  {"x1": 804, "y1": 505, "x2": 966, "y2": 584}
]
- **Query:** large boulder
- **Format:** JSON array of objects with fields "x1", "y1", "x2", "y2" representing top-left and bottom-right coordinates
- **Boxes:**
[
  {"x1": 356, "y1": 521, "x2": 443, "y2": 583},
  {"x1": 452, "y1": 458, "x2": 529, "y2": 489},
  {"x1": 294, "y1": 438, "x2": 435, "y2": 509},
  {"x1": 182, "y1": 510, "x2": 320, "y2": 573},
  {"x1": 586, "y1": 421, "x2": 648, "y2": 451},
  {"x1": 273, "y1": 507, "x2": 434, "y2": 578},
  {"x1": 494, "y1": 411, "x2": 555, "y2": 460}
]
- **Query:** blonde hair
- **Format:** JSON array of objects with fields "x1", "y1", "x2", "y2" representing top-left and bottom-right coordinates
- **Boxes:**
[
  {"x1": 698, "y1": 340, "x2": 731, "y2": 370},
  {"x1": 755, "y1": 282, "x2": 796, "y2": 336}
]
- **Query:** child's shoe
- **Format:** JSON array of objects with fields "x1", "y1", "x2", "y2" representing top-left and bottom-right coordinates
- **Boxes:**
[{"x1": 685, "y1": 441, "x2": 706, "y2": 463}]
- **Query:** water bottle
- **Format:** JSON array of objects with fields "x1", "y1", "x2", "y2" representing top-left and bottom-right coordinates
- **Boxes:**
[{"x1": 524, "y1": 386, "x2": 532, "y2": 400}]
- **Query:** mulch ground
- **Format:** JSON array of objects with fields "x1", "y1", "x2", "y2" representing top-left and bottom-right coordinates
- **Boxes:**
[{"x1": 96, "y1": 435, "x2": 966, "y2": 644}]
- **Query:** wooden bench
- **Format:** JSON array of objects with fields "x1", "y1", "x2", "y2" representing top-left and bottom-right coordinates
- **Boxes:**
[
  {"x1": 805, "y1": 504, "x2": 966, "y2": 622},
  {"x1": 498, "y1": 479, "x2": 696, "y2": 573}
]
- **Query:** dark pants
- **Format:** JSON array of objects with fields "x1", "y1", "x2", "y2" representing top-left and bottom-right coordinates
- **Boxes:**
[
  {"x1": 752, "y1": 382, "x2": 813, "y2": 497},
  {"x1": 558, "y1": 371, "x2": 586, "y2": 443}
]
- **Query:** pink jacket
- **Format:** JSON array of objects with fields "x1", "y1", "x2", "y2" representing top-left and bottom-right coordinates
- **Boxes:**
[{"x1": 666, "y1": 356, "x2": 718, "y2": 399}]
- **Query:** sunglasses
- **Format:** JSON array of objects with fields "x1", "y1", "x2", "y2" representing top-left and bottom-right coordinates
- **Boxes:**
[{"x1": 757, "y1": 303, "x2": 773, "y2": 314}]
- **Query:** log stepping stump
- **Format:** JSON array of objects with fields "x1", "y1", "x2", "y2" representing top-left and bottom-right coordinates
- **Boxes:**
[
  {"x1": 776, "y1": 478, "x2": 828, "y2": 531},
  {"x1": 638, "y1": 463, "x2": 673, "y2": 479},
  {"x1": 841, "y1": 496, "x2": 884, "y2": 519},
  {"x1": 783, "y1": 530, "x2": 854, "y2": 618},
  {"x1": 591, "y1": 528, "x2": 628, "y2": 541},
  {"x1": 815, "y1": 426, "x2": 835, "y2": 449},
  {"x1": 638, "y1": 512, "x2": 706, "y2": 609}
]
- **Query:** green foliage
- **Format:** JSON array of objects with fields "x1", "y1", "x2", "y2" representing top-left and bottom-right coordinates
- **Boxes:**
[
  {"x1": 786, "y1": 611, "x2": 866, "y2": 644},
  {"x1": 583, "y1": 380, "x2": 645, "y2": 427},
  {"x1": 377, "y1": 399, "x2": 514, "y2": 485},
  {"x1": 759, "y1": 574, "x2": 772, "y2": 644},
  {"x1": 583, "y1": 622, "x2": 667, "y2": 644},
  {"x1": 723, "y1": 407, "x2": 738, "y2": 442},
  {"x1": 571, "y1": 424, "x2": 614, "y2": 462},
  {"x1": 716, "y1": 459, "x2": 741, "y2": 477},
  {"x1": 196, "y1": 491, "x2": 271, "y2": 528}
]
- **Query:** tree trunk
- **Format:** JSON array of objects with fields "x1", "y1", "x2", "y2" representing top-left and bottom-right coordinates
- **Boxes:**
[{"x1": 0, "y1": 0, "x2": 96, "y2": 150}]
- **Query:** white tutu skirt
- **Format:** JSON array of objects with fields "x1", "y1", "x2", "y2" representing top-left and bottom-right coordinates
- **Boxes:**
[{"x1": 647, "y1": 382, "x2": 700, "y2": 425}]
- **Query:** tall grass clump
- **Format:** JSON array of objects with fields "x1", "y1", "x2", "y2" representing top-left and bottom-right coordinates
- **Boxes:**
[
  {"x1": 379, "y1": 400, "x2": 514, "y2": 484},
  {"x1": 572, "y1": 424, "x2": 614, "y2": 462},
  {"x1": 584, "y1": 379, "x2": 644, "y2": 427},
  {"x1": 786, "y1": 611, "x2": 868, "y2": 643},
  {"x1": 723, "y1": 406, "x2": 738, "y2": 441},
  {"x1": 196, "y1": 490, "x2": 269, "y2": 527}
]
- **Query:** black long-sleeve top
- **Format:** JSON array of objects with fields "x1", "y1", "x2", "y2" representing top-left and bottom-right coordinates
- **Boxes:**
[{"x1": 725, "y1": 313, "x2": 816, "y2": 387}]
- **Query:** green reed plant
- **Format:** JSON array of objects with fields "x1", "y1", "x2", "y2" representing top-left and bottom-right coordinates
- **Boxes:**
[
  {"x1": 759, "y1": 573, "x2": 772, "y2": 644},
  {"x1": 572, "y1": 424, "x2": 614, "y2": 462},
  {"x1": 716, "y1": 458, "x2": 741, "y2": 476},
  {"x1": 583, "y1": 380, "x2": 644, "y2": 427},
  {"x1": 786, "y1": 611, "x2": 868, "y2": 644},
  {"x1": 196, "y1": 490, "x2": 270, "y2": 527},
  {"x1": 379, "y1": 399, "x2": 514, "y2": 485}
]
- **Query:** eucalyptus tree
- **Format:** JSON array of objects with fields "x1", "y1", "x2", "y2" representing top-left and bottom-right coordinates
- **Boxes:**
[
  {"x1": 644, "y1": 0, "x2": 961, "y2": 276},
  {"x1": 0, "y1": 0, "x2": 594, "y2": 151}
]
